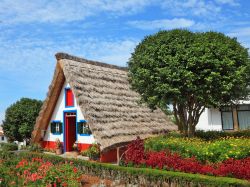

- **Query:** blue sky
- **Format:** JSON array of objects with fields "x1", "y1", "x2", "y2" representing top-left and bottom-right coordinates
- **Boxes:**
[{"x1": 0, "y1": 0, "x2": 250, "y2": 123}]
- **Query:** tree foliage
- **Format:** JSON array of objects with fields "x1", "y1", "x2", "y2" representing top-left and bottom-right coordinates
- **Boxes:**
[
  {"x1": 2, "y1": 98, "x2": 43, "y2": 142},
  {"x1": 128, "y1": 29, "x2": 250, "y2": 136}
]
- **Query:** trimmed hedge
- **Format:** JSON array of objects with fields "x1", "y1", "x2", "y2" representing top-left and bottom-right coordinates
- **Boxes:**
[
  {"x1": 195, "y1": 130, "x2": 250, "y2": 141},
  {"x1": 0, "y1": 142, "x2": 18, "y2": 151},
  {"x1": 11, "y1": 152, "x2": 250, "y2": 187},
  {"x1": 27, "y1": 143, "x2": 43, "y2": 152}
]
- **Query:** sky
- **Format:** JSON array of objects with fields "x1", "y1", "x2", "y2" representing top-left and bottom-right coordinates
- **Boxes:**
[{"x1": 0, "y1": 0, "x2": 250, "y2": 123}]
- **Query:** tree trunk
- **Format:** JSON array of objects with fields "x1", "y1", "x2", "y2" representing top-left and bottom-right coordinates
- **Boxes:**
[
  {"x1": 173, "y1": 102, "x2": 205, "y2": 137},
  {"x1": 188, "y1": 125, "x2": 196, "y2": 137}
]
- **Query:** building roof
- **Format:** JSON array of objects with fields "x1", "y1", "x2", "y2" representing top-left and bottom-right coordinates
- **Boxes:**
[{"x1": 32, "y1": 53, "x2": 177, "y2": 151}]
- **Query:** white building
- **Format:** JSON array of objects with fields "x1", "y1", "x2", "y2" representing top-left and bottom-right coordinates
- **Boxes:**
[
  {"x1": 196, "y1": 101, "x2": 250, "y2": 131},
  {"x1": 0, "y1": 126, "x2": 8, "y2": 143}
]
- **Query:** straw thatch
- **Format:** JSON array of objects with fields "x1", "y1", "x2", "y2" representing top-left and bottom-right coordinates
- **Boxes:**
[{"x1": 32, "y1": 53, "x2": 177, "y2": 152}]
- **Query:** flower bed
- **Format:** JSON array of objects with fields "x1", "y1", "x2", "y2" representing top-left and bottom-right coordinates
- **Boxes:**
[
  {"x1": 144, "y1": 135, "x2": 250, "y2": 163},
  {"x1": 3, "y1": 151, "x2": 249, "y2": 186},
  {"x1": 0, "y1": 156, "x2": 82, "y2": 186},
  {"x1": 124, "y1": 137, "x2": 250, "y2": 181}
]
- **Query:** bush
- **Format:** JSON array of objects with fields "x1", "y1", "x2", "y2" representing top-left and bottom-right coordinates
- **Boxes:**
[
  {"x1": 0, "y1": 142, "x2": 18, "y2": 151},
  {"x1": 0, "y1": 150, "x2": 13, "y2": 157},
  {"x1": 43, "y1": 147, "x2": 55, "y2": 153},
  {"x1": 1, "y1": 155, "x2": 82, "y2": 186},
  {"x1": 27, "y1": 143, "x2": 43, "y2": 153},
  {"x1": 215, "y1": 157, "x2": 250, "y2": 180},
  {"x1": 81, "y1": 144, "x2": 100, "y2": 160},
  {"x1": 125, "y1": 139, "x2": 250, "y2": 181},
  {"x1": 144, "y1": 151, "x2": 250, "y2": 180},
  {"x1": 144, "y1": 136, "x2": 250, "y2": 163},
  {"x1": 16, "y1": 152, "x2": 250, "y2": 186},
  {"x1": 195, "y1": 130, "x2": 250, "y2": 141},
  {"x1": 124, "y1": 137, "x2": 144, "y2": 165}
]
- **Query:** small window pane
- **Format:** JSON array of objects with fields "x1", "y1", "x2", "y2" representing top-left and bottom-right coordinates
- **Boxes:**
[
  {"x1": 51, "y1": 122, "x2": 62, "y2": 134},
  {"x1": 222, "y1": 112, "x2": 234, "y2": 130},
  {"x1": 66, "y1": 89, "x2": 74, "y2": 106},
  {"x1": 221, "y1": 106, "x2": 232, "y2": 112},
  {"x1": 238, "y1": 111, "x2": 250, "y2": 130},
  {"x1": 56, "y1": 123, "x2": 60, "y2": 133}
]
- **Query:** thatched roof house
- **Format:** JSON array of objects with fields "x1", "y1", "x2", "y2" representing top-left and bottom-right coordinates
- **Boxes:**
[{"x1": 32, "y1": 53, "x2": 176, "y2": 161}]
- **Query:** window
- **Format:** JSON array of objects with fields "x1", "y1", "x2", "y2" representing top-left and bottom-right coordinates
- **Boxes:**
[
  {"x1": 51, "y1": 121, "x2": 63, "y2": 134},
  {"x1": 221, "y1": 107, "x2": 234, "y2": 130},
  {"x1": 65, "y1": 88, "x2": 74, "y2": 107},
  {"x1": 237, "y1": 105, "x2": 250, "y2": 130},
  {"x1": 1, "y1": 136, "x2": 4, "y2": 141},
  {"x1": 77, "y1": 120, "x2": 92, "y2": 135},
  {"x1": 56, "y1": 123, "x2": 60, "y2": 133}
]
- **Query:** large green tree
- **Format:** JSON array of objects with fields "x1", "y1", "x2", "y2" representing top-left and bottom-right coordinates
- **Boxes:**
[
  {"x1": 2, "y1": 98, "x2": 43, "y2": 142},
  {"x1": 128, "y1": 29, "x2": 250, "y2": 136}
]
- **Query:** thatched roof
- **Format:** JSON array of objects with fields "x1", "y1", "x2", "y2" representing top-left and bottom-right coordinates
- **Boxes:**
[{"x1": 32, "y1": 53, "x2": 177, "y2": 151}]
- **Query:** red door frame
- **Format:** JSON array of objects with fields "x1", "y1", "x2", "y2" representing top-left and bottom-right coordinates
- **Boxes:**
[{"x1": 64, "y1": 112, "x2": 77, "y2": 152}]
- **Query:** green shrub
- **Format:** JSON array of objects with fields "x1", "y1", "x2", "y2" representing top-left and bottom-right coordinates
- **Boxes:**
[
  {"x1": 81, "y1": 144, "x2": 100, "y2": 160},
  {"x1": 16, "y1": 152, "x2": 250, "y2": 187},
  {"x1": 0, "y1": 151, "x2": 15, "y2": 160},
  {"x1": 0, "y1": 159, "x2": 19, "y2": 186},
  {"x1": 195, "y1": 130, "x2": 250, "y2": 141},
  {"x1": 0, "y1": 142, "x2": 18, "y2": 151},
  {"x1": 144, "y1": 136, "x2": 250, "y2": 163},
  {"x1": 165, "y1": 131, "x2": 184, "y2": 138},
  {"x1": 0, "y1": 151, "x2": 20, "y2": 186},
  {"x1": 27, "y1": 143, "x2": 43, "y2": 152}
]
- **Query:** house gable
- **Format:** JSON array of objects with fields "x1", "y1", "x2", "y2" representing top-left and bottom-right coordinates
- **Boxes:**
[{"x1": 43, "y1": 81, "x2": 95, "y2": 150}]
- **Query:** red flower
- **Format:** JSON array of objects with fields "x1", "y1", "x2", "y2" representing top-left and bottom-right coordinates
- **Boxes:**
[
  {"x1": 73, "y1": 167, "x2": 78, "y2": 173},
  {"x1": 62, "y1": 182, "x2": 68, "y2": 186},
  {"x1": 124, "y1": 137, "x2": 145, "y2": 165},
  {"x1": 124, "y1": 138, "x2": 250, "y2": 181}
]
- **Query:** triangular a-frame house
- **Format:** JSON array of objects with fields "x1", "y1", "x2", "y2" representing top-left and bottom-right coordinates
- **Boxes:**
[{"x1": 32, "y1": 53, "x2": 177, "y2": 162}]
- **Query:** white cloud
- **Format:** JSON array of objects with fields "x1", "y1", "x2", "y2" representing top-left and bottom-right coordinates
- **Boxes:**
[
  {"x1": 215, "y1": 0, "x2": 239, "y2": 6},
  {"x1": 0, "y1": 0, "x2": 151, "y2": 24},
  {"x1": 128, "y1": 18, "x2": 195, "y2": 30},
  {"x1": 0, "y1": 36, "x2": 138, "y2": 74},
  {"x1": 95, "y1": 0, "x2": 152, "y2": 15},
  {"x1": 228, "y1": 27, "x2": 250, "y2": 37},
  {"x1": 0, "y1": 0, "x2": 242, "y2": 25},
  {"x1": 160, "y1": 0, "x2": 221, "y2": 17},
  {"x1": 89, "y1": 40, "x2": 138, "y2": 65},
  {"x1": 227, "y1": 27, "x2": 250, "y2": 49}
]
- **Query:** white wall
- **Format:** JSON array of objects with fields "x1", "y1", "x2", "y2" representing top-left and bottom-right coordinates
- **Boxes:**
[
  {"x1": 196, "y1": 108, "x2": 222, "y2": 131},
  {"x1": 0, "y1": 135, "x2": 7, "y2": 143},
  {"x1": 43, "y1": 81, "x2": 95, "y2": 144}
]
